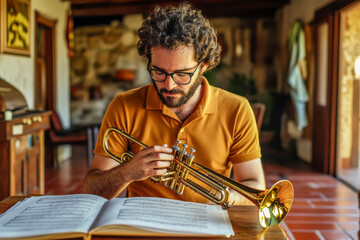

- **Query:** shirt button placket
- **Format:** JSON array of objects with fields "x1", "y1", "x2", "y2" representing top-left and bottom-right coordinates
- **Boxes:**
[{"x1": 178, "y1": 127, "x2": 186, "y2": 142}]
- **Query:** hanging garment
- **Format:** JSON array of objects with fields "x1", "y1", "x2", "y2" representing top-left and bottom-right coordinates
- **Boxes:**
[{"x1": 287, "y1": 19, "x2": 309, "y2": 130}]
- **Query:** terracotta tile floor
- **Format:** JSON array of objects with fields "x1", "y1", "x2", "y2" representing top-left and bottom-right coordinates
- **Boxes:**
[
  {"x1": 45, "y1": 144, "x2": 360, "y2": 240},
  {"x1": 262, "y1": 143, "x2": 359, "y2": 240}
]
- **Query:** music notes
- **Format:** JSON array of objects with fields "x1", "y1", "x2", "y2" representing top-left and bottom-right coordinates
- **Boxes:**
[
  {"x1": 0, "y1": 194, "x2": 106, "y2": 237},
  {"x1": 92, "y1": 197, "x2": 234, "y2": 236}
]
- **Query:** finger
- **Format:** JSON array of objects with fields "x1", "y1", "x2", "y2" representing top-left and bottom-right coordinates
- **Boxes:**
[
  {"x1": 148, "y1": 160, "x2": 172, "y2": 169},
  {"x1": 141, "y1": 145, "x2": 173, "y2": 156},
  {"x1": 146, "y1": 152, "x2": 174, "y2": 162},
  {"x1": 152, "y1": 145, "x2": 172, "y2": 153},
  {"x1": 148, "y1": 168, "x2": 168, "y2": 177}
]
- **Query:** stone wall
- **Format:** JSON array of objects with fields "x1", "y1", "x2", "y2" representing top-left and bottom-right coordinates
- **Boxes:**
[
  {"x1": 70, "y1": 14, "x2": 151, "y2": 126},
  {"x1": 337, "y1": 5, "x2": 360, "y2": 167}
]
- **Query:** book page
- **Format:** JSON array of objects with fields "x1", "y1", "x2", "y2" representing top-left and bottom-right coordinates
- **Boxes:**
[
  {"x1": 91, "y1": 197, "x2": 234, "y2": 237},
  {"x1": 0, "y1": 198, "x2": 29, "y2": 219},
  {"x1": 0, "y1": 194, "x2": 107, "y2": 239}
]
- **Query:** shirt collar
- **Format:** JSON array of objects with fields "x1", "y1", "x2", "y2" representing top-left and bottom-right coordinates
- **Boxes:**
[{"x1": 146, "y1": 77, "x2": 218, "y2": 115}]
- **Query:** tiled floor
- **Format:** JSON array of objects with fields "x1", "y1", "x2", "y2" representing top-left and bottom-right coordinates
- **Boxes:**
[
  {"x1": 45, "y1": 143, "x2": 360, "y2": 240},
  {"x1": 261, "y1": 143, "x2": 359, "y2": 240}
]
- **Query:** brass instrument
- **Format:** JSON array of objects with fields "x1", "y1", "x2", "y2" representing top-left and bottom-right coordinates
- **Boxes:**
[{"x1": 103, "y1": 127, "x2": 294, "y2": 228}]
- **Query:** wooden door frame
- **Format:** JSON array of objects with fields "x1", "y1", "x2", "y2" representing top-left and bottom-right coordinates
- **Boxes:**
[
  {"x1": 34, "y1": 11, "x2": 57, "y2": 112},
  {"x1": 311, "y1": 0, "x2": 358, "y2": 175},
  {"x1": 311, "y1": 6, "x2": 334, "y2": 174}
]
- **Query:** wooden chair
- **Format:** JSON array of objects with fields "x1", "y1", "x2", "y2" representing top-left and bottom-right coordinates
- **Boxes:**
[
  {"x1": 250, "y1": 103, "x2": 266, "y2": 133},
  {"x1": 46, "y1": 111, "x2": 88, "y2": 167}
]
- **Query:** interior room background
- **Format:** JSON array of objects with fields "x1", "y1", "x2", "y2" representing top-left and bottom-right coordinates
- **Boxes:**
[{"x1": 0, "y1": 0, "x2": 351, "y2": 174}]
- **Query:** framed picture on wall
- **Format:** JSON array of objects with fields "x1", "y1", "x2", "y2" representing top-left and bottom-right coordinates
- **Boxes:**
[{"x1": 0, "y1": 0, "x2": 31, "y2": 56}]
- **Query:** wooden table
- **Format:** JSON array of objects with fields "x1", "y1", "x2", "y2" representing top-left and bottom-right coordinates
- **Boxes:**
[{"x1": 0, "y1": 196, "x2": 287, "y2": 240}]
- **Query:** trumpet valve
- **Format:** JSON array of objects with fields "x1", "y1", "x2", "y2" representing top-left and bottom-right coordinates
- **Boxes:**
[
  {"x1": 181, "y1": 144, "x2": 188, "y2": 157},
  {"x1": 172, "y1": 140, "x2": 182, "y2": 160},
  {"x1": 188, "y1": 148, "x2": 195, "y2": 164},
  {"x1": 163, "y1": 140, "x2": 182, "y2": 188},
  {"x1": 176, "y1": 146, "x2": 196, "y2": 194},
  {"x1": 175, "y1": 140, "x2": 181, "y2": 148}
]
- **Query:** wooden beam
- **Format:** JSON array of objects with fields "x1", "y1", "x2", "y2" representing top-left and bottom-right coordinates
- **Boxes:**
[
  {"x1": 64, "y1": 0, "x2": 289, "y2": 5},
  {"x1": 69, "y1": 0, "x2": 289, "y2": 18}
]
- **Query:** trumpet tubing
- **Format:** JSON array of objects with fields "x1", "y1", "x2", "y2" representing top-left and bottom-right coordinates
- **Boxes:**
[{"x1": 103, "y1": 127, "x2": 294, "y2": 228}]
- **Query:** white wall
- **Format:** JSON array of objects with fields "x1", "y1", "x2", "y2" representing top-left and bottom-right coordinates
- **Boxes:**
[
  {"x1": 280, "y1": 0, "x2": 335, "y2": 39},
  {"x1": 277, "y1": 0, "x2": 335, "y2": 87},
  {"x1": 0, "y1": 0, "x2": 71, "y2": 128}
]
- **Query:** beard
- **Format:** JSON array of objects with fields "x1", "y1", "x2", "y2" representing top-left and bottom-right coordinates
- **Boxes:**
[{"x1": 153, "y1": 73, "x2": 203, "y2": 108}]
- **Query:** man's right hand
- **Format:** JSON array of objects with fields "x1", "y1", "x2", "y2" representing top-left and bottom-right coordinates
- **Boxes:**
[
  {"x1": 121, "y1": 144, "x2": 174, "y2": 182},
  {"x1": 83, "y1": 144, "x2": 174, "y2": 199}
]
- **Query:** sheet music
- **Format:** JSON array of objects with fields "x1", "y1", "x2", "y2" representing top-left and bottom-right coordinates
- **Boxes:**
[
  {"x1": 0, "y1": 194, "x2": 106, "y2": 238},
  {"x1": 92, "y1": 197, "x2": 234, "y2": 236},
  {"x1": 0, "y1": 198, "x2": 29, "y2": 219},
  {"x1": 0, "y1": 195, "x2": 234, "y2": 238}
]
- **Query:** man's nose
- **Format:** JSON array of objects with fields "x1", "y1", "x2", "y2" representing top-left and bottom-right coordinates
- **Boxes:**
[{"x1": 164, "y1": 75, "x2": 177, "y2": 90}]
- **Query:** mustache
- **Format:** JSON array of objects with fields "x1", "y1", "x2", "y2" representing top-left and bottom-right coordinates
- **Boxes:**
[{"x1": 159, "y1": 89, "x2": 184, "y2": 95}]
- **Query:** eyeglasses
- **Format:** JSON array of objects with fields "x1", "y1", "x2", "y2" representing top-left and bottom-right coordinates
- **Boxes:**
[{"x1": 147, "y1": 61, "x2": 202, "y2": 85}]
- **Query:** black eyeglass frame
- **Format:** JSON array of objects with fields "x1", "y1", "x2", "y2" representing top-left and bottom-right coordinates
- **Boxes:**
[{"x1": 147, "y1": 60, "x2": 202, "y2": 85}]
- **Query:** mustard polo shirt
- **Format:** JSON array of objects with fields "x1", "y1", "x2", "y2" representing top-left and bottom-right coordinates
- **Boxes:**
[{"x1": 94, "y1": 77, "x2": 261, "y2": 204}]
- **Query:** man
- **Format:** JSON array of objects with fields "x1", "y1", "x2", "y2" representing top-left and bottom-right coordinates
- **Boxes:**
[{"x1": 84, "y1": 3, "x2": 265, "y2": 205}]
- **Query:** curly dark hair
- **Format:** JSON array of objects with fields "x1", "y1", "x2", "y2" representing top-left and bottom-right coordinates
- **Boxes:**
[{"x1": 137, "y1": 2, "x2": 221, "y2": 71}]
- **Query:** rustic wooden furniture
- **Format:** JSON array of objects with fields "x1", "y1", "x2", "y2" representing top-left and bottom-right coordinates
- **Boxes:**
[
  {"x1": 0, "y1": 111, "x2": 51, "y2": 201},
  {"x1": 85, "y1": 124, "x2": 100, "y2": 166},
  {"x1": 0, "y1": 195, "x2": 288, "y2": 240},
  {"x1": 250, "y1": 103, "x2": 266, "y2": 132},
  {"x1": 46, "y1": 110, "x2": 87, "y2": 167}
]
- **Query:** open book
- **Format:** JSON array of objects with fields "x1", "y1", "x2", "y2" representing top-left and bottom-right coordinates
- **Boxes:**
[{"x1": 0, "y1": 194, "x2": 234, "y2": 239}]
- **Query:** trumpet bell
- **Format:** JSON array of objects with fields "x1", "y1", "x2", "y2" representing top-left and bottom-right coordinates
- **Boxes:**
[{"x1": 259, "y1": 180, "x2": 294, "y2": 228}]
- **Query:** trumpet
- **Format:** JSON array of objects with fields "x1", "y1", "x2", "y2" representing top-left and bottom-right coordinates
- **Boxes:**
[{"x1": 103, "y1": 127, "x2": 294, "y2": 228}]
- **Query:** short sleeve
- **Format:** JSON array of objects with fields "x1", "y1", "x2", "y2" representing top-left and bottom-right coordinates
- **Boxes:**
[{"x1": 228, "y1": 100, "x2": 262, "y2": 163}]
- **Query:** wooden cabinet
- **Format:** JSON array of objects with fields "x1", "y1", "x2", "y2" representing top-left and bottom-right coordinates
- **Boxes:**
[{"x1": 0, "y1": 111, "x2": 51, "y2": 200}]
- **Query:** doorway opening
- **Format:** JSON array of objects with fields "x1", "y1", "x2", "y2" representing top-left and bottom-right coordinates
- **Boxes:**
[
  {"x1": 336, "y1": 2, "x2": 360, "y2": 191},
  {"x1": 34, "y1": 11, "x2": 56, "y2": 111}
]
